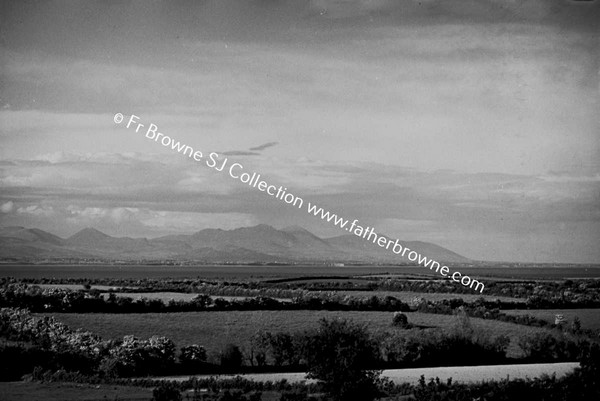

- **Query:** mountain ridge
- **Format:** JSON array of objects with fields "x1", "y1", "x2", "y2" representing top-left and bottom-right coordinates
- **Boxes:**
[{"x1": 0, "y1": 225, "x2": 470, "y2": 263}]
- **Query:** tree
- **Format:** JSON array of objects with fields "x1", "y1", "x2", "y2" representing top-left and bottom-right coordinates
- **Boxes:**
[
  {"x1": 302, "y1": 318, "x2": 382, "y2": 401},
  {"x1": 179, "y1": 344, "x2": 207, "y2": 369},
  {"x1": 220, "y1": 344, "x2": 243, "y2": 371},
  {"x1": 392, "y1": 312, "x2": 409, "y2": 328}
]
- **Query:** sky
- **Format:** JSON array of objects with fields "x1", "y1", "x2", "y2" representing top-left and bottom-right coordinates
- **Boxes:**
[{"x1": 0, "y1": 0, "x2": 599, "y2": 263}]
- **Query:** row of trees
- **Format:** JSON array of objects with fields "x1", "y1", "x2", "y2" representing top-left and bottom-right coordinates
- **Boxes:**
[
  {"x1": 0, "y1": 283, "x2": 414, "y2": 313},
  {"x1": 8, "y1": 276, "x2": 600, "y2": 307}
]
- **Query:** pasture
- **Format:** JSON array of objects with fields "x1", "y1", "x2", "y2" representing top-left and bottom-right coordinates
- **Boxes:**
[
  {"x1": 0, "y1": 382, "x2": 152, "y2": 401},
  {"x1": 44, "y1": 310, "x2": 551, "y2": 359},
  {"x1": 503, "y1": 308, "x2": 600, "y2": 330},
  {"x1": 332, "y1": 290, "x2": 521, "y2": 303},
  {"x1": 108, "y1": 290, "x2": 516, "y2": 303}
]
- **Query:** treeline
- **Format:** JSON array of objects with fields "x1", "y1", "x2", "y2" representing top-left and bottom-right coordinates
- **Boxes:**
[
  {"x1": 0, "y1": 283, "x2": 411, "y2": 313},
  {"x1": 9, "y1": 276, "x2": 600, "y2": 308},
  {"x1": 291, "y1": 278, "x2": 600, "y2": 308}
]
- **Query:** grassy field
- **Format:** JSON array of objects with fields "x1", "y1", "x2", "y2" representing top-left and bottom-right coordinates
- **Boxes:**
[
  {"x1": 108, "y1": 289, "x2": 517, "y2": 303},
  {"x1": 44, "y1": 311, "x2": 550, "y2": 359},
  {"x1": 32, "y1": 284, "x2": 521, "y2": 302},
  {"x1": 503, "y1": 309, "x2": 600, "y2": 330},
  {"x1": 107, "y1": 292, "x2": 283, "y2": 302},
  {"x1": 36, "y1": 283, "x2": 134, "y2": 291},
  {"x1": 0, "y1": 382, "x2": 282, "y2": 401},
  {"x1": 101, "y1": 289, "x2": 515, "y2": 303},
  {"x1": 332, "y1": 290, "x2": 522, "y2": 303},
  {"x1": 0, "y1": 382, "x2": 152, "y2": 401}
]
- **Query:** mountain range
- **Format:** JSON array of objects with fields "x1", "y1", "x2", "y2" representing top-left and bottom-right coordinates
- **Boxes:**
[{"x1": 0, "y1": 225, "x2": 469, "y2": 263}]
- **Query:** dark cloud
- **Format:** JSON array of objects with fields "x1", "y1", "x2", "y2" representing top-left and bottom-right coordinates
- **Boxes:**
[{"x1": 249, "y1": 141, "x2": 279, "y2": 151}]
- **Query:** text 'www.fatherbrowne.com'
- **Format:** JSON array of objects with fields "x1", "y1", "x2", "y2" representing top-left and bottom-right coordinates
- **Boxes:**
[{"x1": 114, "y1": 113, "x2": 485, "y2": 293}]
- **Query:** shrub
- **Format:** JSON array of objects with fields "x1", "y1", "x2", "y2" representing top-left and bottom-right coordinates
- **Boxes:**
[
  {"x1": 217, "y1": 390, "x2": 262, "y2": 401},
  {"x1": 103, "y1": 335, "x2": 177, "y2": 376},
  {"x1": 302, "y1": 318, "x2": 382, "y2": 401},
  {"x1": 279, "y1": 387, "x2": 309, "y2": 401},
  {"x1": 152, "y1": 381, "x2": 182, "y2": 401},
  {"x1": 391, "y1": 312, "x2": 409, "y2": 328},
  {"x1": 220, "y1": 344, "x2": 243, "y2": 371},
  {"x1": 179, "y1": 344, "x2": 207, "y2": 367},
  {"x1": 517, "y1": 332, "x2": 582, "y2": 362}
]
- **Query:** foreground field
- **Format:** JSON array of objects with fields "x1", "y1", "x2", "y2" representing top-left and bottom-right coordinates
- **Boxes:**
[
  {"x1": 503, "y1": 308, "x2": 600, "y2": 330},
  {"x1": 45, "y1": 310, "x2": 551, "y2": 359},
  {"x1": 157, "y1": 362, "x2": 579, "y2": 385},
  {"x1": 0, "y1": 382, "x2": 152, "y2": 401},
  {"x1": 0, "y1": 382, "x2": 282, "y2": 401}
]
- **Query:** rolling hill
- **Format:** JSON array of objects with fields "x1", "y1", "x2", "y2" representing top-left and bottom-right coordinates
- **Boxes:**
[{"x1": 0, "y1": 225, "x2": 470, "y2": 263}]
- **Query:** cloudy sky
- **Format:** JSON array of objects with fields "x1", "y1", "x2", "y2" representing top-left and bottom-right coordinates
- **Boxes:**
[{"x1": 1, "y1": 0, "x2": 599, "y2": 263}]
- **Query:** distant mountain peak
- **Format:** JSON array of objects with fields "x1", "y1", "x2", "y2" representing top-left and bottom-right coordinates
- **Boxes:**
[
  {"x1": 281, "y1": 225, "x2": 309, "y2": 233},
  {"x1": 67, "y1": 227, "x2": 111, "y2": 243},
  {"x1": 249, "y1": 224, "x2": 276, "y2": 230},
  {"x1": 235, "y1": 224, "x2": 278, "y2": 233},
  {"x1": 0, "y1": 226, "x2": 64, "y2": 245}
]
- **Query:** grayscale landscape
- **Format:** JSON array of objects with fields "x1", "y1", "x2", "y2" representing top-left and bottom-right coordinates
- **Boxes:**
[{"x1": 1, "y1": 1, "x2": 599, "y2": 401}]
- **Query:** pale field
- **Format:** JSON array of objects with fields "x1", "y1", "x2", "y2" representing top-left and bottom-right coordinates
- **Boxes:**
[
  {"x1": 100, "y1": 292, "x2": 292, "y2": 302},
  {"x1": 106, "y1": 292, "x2": 256, "y2": 301},
  {"x1": 36, "y1": 283, "x2": 134, "y2": 291},
  {"x1": 158, "y1": 362, "x2": 579, "y2": 385}
]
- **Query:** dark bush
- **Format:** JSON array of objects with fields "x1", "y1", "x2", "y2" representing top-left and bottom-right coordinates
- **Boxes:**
[
  {"x1": 391, "y1": 312, "x2": 409, "y2": 328},
  {"x1": 302, "y1": 318, "x2": 382, "y2": 401},
  {"x1": 279, "y1": 387, "x2": 309, "y2": 401},
  {"x1": 220, "y1": 344, "x2": 243, "y2": 371},
  {"x1": 152, "y1": 381, "x2": 182, "y2": 401},
  {"x1": 179, "y1": 344, "x2": 207, "y2": 368},
  {"x1": 518, "y1": 332, "x2": 582, "y2": 362}
]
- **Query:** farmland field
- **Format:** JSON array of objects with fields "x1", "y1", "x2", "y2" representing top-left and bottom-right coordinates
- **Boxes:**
[
  {"x1": 158, "y1": 362, "x2": 579, "y2": 385},
  {"x1": 106, "y1": 292, "x2": 286, "y2": 302},
  {"x1": 36, "y1": 284, "x2": 135, "y2": 291},
  {"x1": 332, "y1": 290, "x2": 521, "y2": 303},
  {"x1": 0, "y1": 381, "x2": 282, "y2": 401},
  {"x1": 44, "y1": 310, "x2": 551, "y2": 359},
  {"x1": 503, "y1": 309, "x2": 600, "y2": 330},
  {"x1": 0, "y1": 382, "x2": 153, "y2": 401},
  {"x1": 3, "y1": 264, "x2": 600, "y2": 281},
  {"x1": 26, "y1": 282, "x2": 521, "y2": 302}
]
